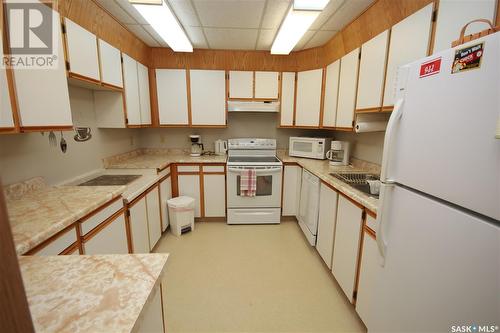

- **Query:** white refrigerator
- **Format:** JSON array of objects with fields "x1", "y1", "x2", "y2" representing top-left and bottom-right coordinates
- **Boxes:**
[{"x1": 367, "y1": 32, "x2": 500, "y2": 332}]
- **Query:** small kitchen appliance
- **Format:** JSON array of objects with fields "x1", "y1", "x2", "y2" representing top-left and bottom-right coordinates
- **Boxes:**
[
  {"x1": 288, "y1": 137, "x2": 332, "y2": 159},
  {"x1": 214, "y1": 139, "x2": 228, "y2": 155},
  {"x1": 326, "y1": 141, "x2": 350, "y2": 166},
  {"x1": 189, "y1": 135, "x2": 203, "y2": 157}
]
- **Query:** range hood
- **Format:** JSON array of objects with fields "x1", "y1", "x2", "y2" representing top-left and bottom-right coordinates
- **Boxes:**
[{"x1": 227, "y1": 101, "x2": 280, "y2": 113}]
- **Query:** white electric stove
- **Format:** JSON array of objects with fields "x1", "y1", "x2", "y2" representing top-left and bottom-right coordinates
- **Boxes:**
[{"x1": 226, "y1": 138, "x2": 282, "y2": 224}]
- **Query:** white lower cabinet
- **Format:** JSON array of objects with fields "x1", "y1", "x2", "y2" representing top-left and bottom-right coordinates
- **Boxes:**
[
  {"x1": 129, "y1": 197, "x2": 151, "y2": 253},
  {"x1": 203, "y1": 174, "x2": 226, "y2": 217},
  {"x1": 282, "y1": 165, "x2": 302, "y2": 216},
  {"x1": 159, "y1": 175, "x2": 172, "y2": 232},
  {"x1": 35, "y1": 227, "x2": 77, "y2": 256},
  {"x1": 178, "y1": 174, "x2": 201, "y2": 218},
  {"x1": 146, "y1": 186, "x2": 162, "y2": 250},
  {"x1": 356, "y1": 222, "x2": 378, "y2": 329},
  {"x1": 316, "y1": 183, "x2": 339, "y2": 269},
  {"x1": 331, "y1": 195, "x2": 363, "y2": 303},
  {"x1": 84, "y1": 213, "x2": 129, "y2": 254},
  {"x1": 136, "y1": 285, "x2": 165, "y2": 333}
]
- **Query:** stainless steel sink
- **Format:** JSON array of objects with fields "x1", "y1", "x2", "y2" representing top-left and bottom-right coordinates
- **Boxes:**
[
  {"x1": 78, "y1": 175, "x2": 141, "y2": 186},
  {"x1": 330, "y1": 173, "x2": 380, "y2": 198}
]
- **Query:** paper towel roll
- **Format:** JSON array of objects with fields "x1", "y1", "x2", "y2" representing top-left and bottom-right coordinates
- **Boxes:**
[{"x1": 355, "y1": 121, "x2": 388, "y2": 133}]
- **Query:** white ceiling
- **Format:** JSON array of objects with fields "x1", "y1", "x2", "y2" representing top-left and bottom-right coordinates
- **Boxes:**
[{"x1": 95, "y1": 0, "x2": 374, "y2": 51}]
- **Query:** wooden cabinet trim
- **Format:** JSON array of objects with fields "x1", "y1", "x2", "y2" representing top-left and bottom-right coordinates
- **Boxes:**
[
  {"x1": 2, "y1": 6, "x2": 20, "y2": 133},
  {"x1": 365, "y1": 209, "x2": 377, "y2": 219},
  {"x1": 318, "y1": 67, "x2": 327, "y2": 127},
  {"x1": 82, "y1": 207, "x2": 126, "y2": 242},
  {"x1": 352, "y1": 211, "x2": 367, "y2": 305}
]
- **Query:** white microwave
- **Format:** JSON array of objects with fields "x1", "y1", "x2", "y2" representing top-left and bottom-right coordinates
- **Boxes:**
[{"x1": 289, "y1": 137, "x2": 332, "y2": 160}]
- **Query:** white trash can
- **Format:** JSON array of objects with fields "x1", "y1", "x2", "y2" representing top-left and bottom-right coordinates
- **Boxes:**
[{"x1": 167, "y1": 196, "x2": 195, "y2": 237}]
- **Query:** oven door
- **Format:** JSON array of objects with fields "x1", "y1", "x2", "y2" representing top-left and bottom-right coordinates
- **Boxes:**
[{"x1": 227, "y1": 166, "x2": 282, "y2": 208}]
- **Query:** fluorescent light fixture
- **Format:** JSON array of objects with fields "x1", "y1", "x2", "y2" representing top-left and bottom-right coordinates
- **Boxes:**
[
  {"x1": 294, "y1": 0, "x2": 330, "y2": 11},
  {"x1": 130, "y1": 0, "x2": 193, "y2": 52},
  {"x1": 271, "y1": 7, "x2": 320, "y2": 55}
]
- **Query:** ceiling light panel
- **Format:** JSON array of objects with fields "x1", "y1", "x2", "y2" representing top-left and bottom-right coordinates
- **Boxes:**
[
  {"x1": 271, "y1": 7, "x2": 320, "y2": 55},
  {"x1": 131, "y1": 0, "x2": 193, "y2": 52},
  {"x1": 293, "y1": 0, "x2": 330, "y2": 11}
]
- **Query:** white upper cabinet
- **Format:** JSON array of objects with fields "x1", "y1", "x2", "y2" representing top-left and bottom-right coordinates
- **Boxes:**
[
  {"x1": 11, "y1": 10, "x2": 72, "y2": 127},
  {"x1": 229, "y1": 71, "x2": 253, "y2": 98},
  {"x1": 254, "y1": 71, "x2": 279, "y2": 99},
  {"x1": 280, "y1": 72, "x2": 295, "y2": 126},
  {"x1": 190, "y1": 70, "x2": 226, "y2": 126},
  {"x1": 122, "y1": 54, "x2": 141, "y2": 126},
  {"x1": 295, "y1": 68, "x2": 323, "y2": 127},
  {"x1": 356, "y1": 30, "x2": 389, "y2": 111},
  {"x1": 98, "y1": 39, "x2": 123, "y2": 88},
  {"x1": 322, "y1": 60, "x2": 340, "y2": 127},
  {"x1": 433, "y1": 0, "x2": 496, "y2": 54},
  {"x1": 137, "y1": 63, "x2": 151, "y2": 125},
  {"x1": 156, "y1": 69, "x2": 189, "y2": 125},
  {"x1": 336, "y1": 48, "x2": 360, "y2": 128},
  {"x1": 383, "y1": 4, "x2": 433, "y2": 108},
  {"x1": 64, "y1": 18, "x2": 100, "y2": 81},
  {"x1": 0, "y1": 25, "x2": 14, "y2": 129}
]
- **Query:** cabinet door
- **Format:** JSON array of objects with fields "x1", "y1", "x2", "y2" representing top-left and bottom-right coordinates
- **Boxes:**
[
  {"x1": 203, "y1": 174, "x2": 226, "y2": 217},
  {"x1": 229, "y1": 71, "x2": 253, "y2": 98},
  {"x1": 178, "y1": 174, "x2": 201, "y2": 218},
  {"x1": 138, "y1": 62, "x2": 151, "y2": 125},
  {"x1": 282, "y1": 165, "x2": 302, "y2": 216},
  {"x1": 156, "y1": 69, "x2": 189, "y2": 125},
  {"x1": 190, "y1": 70, "x2": 226, "y2": 126},
  {"x1": 122, "y1": 54, "x2": 141, "y2": 126},
  {"x1": 64, "y1": 18, "x2": 100, "y2": 81},
  {"x1": 336, "y1": 48, "x2": 360, "y2": 128},
  {"x1": 98, "y1": 39, "x2": 123, "y2": 87},
  {"x1": 84, "y1": 213, "x2": 129, "y2": 254},
  {"x1": 316, "y1": 183, "x2": 339, "y2": 269},
  {"x1": 12, "y1": 10, "x2": 72, "y2": 127},
  {"x1": 280, "y1": 72, "x2": 295, "y2": 126},
  {"x1": 159, "y1": 176, "x2": 172, "y2": 232},
  {"x1": 322, "y1": 60, "x2": 340, "y2": 127},
  {"x1": 383, "y1": 4, "x2": 433, "y2": 108},
  {"x1": 35, "y1": 227, "x2": 77, "y2": 256},
  {"x1": 332, "y1": 195, "x2": 363, "y2": 302},
  {"x1": 136, "y1": 285, "x2": 165, "y2": 333},
  {"x1": 0, "y1": 26, "x2": 14, "y2": 129},
  {"x1": 295, "y1": 69, "x2": 323, "y2": 127},
  {"x1": 129, "y1": 197, "x2": 150, "y2": 253},
  {"x1": 356, "y1": 30, "x2": 389, "y2": 111},
  {"x1": 356, "y1": 222, "x2": 377, "y2": 329},
  {"x1": 255, "y1": 71, "x2": 279, "y2": 99},
  {"x1": 146, "y1": 186, "x2": 162, "y2": 250},
  {"x1": 433, "y1": 0, "x2": 496, "y2": 54}
]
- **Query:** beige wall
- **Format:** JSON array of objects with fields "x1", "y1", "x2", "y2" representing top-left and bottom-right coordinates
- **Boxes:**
[
  {"x1": 0, "y1": 92, "x2": 384, "y2": 186},
  {"x1": 0, "y1": 87, "x2": 140, "y2": 185}
]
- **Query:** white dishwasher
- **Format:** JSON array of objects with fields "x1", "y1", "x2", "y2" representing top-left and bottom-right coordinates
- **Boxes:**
[{"x1": 298, "y1": 169, "x2": 321, "y2": 245}]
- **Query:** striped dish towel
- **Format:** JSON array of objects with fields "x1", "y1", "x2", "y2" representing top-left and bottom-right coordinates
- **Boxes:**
[{"x1": 240, "y1": 169, "x2": 257, "y2": 197}]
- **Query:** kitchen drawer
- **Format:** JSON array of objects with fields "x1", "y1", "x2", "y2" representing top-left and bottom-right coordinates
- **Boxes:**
[
  {"x1": 227, "y1": 208, "x2": 280, "y2": 224},
  {"x1": 80, "y1": 199, "x2": 123, "y2": 235},
  {"x1": 35, "y1": 227, "x2": 77, "y2": 256},
  {"x1": 365, "y1": 212, "x2": 377, "y2": 233},
  {"x1": 177, "y1": 165, "x2": 200, "y2": 173},
  {"x1": 158, "y1": 166, "x2": 171, "y2": 178},
  {"x1": 203, "y1": 165, "x2": 225, "y2": 173}
]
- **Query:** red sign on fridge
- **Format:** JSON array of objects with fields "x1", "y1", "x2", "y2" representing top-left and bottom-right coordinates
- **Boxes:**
[{"x1": 419, "y1": 57, "x2": 442, "y2": 78}]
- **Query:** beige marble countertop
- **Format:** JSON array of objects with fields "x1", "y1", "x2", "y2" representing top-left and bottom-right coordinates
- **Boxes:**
[
  {"x1": 6, "y1": 179, "x2": 125, "y2": 255},
  {"x1": 19, "y1": 254, "x2": 168, "y2": 333},
  {"x1": 103, "y1": 148, "x2": 227, "y2": 170},
  {"x1": 278, "y1": 153, "x2": 379, "y2": 214}
]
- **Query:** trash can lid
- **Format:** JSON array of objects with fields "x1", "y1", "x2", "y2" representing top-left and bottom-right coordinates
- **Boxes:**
[{"x1": 167, "y1": 196, "x2": 195, "y2": 208}]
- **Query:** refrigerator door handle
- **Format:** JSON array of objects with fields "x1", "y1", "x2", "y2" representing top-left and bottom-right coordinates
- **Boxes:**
[
  {"x1": 380, "y1": 98, "x2": 405, "y2": 182},
  {"x1": 376, "y1": 183, "x2": 394, "y2": 265}
]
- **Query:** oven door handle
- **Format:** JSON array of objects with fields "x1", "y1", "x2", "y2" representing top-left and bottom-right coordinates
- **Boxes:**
[{"x1": 227, "y1": 166, "x2": 282, "y2": 174}]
